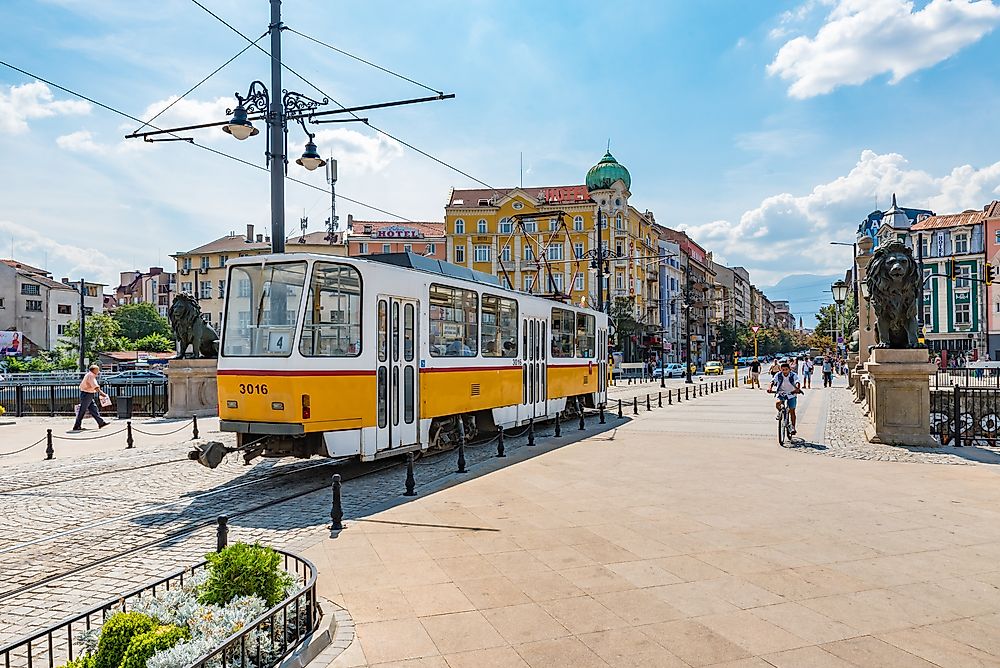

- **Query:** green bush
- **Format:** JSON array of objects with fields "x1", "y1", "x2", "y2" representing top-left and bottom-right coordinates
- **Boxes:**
[
  {"x1": 93, "y1": 612, "x2": 156, "y2": 668},
  {"x1": 119, "y1": 625, "x2": 189, "y2": 668},
  {"x1": 198, "y1": 543, "x2": 293, "y2": 607},
  {"x1": 62, "y1": 655, "x2": 95, "y2": 668}
]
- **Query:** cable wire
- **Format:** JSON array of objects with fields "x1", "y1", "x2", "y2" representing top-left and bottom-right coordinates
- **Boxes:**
[
  {"x1": 0, "y1": 60, "x2": 416, "y2": 222},
  {"x1": 285, "y1": 27, "x2": 443, "y2": 96},
  {"x1": 0, "y1": 437, "x2": 46, "y2": 457},
  {"x1": 187, "y1": 0, "x2": 498, "y2": 194}
]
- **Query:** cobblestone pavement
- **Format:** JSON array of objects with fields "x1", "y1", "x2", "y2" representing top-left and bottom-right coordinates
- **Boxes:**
[
  {"x1": 813, "y1": 383, "x2": 1000, "y2": 465},
  {"x1": 0, "y1": 380, "x2": 736, "y2": 646}
]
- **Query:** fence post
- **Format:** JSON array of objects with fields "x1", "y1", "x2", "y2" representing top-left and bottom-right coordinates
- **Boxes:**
[
  {"x1": 330, "y1": 474, "x2": 344, "y2": 530},
  {"x1": 497, "y1": 426, "x2": 506, "y2": 458},
  {"x1": 404, "y1": 453, "x2": 417, "y2": 496},
  {"x1": 191, "y1": 414, "x2": 199, "y2": 440},
  {"x1": 45, "y1": 429, "x2": 54, "y2": 460},
  {"x1": 49, "y1": 385, "x2": 56, "y2": 417},
  {"x1": 126, "y1": 421, "x2": 134, "y2": 449},
  {"x1": 216, "y1": 516, "x2": 228, "y2": 552},
  {"x1": 15, "y1": 385, "x2": 23, "y2": 417},
  {"x1": 953, "y1": 385, "x2": 962, "y2": 447}
]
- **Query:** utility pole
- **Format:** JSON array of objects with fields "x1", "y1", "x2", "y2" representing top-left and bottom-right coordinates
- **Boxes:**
[
  {"x1": 595, "y1": 208, "x2": 605, "y2": 313},
  {"x1": 685, "y1": 262, "x2": 693, "y2": 384},
  {"x1": 78, "y1": 277, "x2": 86, "y2": 371},
  {"x1": 269, "y1": 0, "x2": 286, "y2": 254}
]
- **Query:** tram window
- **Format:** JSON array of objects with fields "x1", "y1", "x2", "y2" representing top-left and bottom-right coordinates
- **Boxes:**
[
  {"x1": 404, "y1": 366, "x2": 414, "y2": 423},
  {"x1": 377, "y1": 300, "x2": 388, "y2": 363},
  {"x1": 429, "y1": 284, "x2": 478, "y2": 357},
  {"x1": 392, "y1": 302, "x2": 400, "y2": 363},
  {"x1": 299, "y1": 263, "x2": 362, "y2": 357},
  {"x1": 392, "y1": 367, "x2": 399, "y2": 426},
  {"x1": 482, "y1": 294, "x2": 518, "y2": 357},
  {"x1": 223, "y1": 261, "x2": 306, "y2": 357},
  {"x1": 404, "y1": 303, "x2": 415, "y2": 362},
  {"x1": 577, "y1": 313, "x2": 596, "y2": 358},
  {"x1": 550, "y1": 308, "x2": 575, "y2": 358},
  {"x1": 377, "y1": 367, "x2": 387, "y2": 428}
]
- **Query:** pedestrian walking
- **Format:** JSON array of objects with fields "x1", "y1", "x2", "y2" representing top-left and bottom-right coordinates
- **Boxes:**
[
  {"x1": 749, "y1": 357, "x2": 761, "y2": 389},
  {"x1": 72, "y1": 364, "x2": 110, "y2": 431},
  {"x1": 822, "y1": 356, "x2": 833, "y2": 387}
]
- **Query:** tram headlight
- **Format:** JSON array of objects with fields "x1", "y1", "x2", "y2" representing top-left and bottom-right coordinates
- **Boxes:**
[
  {"x1": 271, "y1": 401, "x2": 285, "y2": 411},
  {"x1": 302, "y1": 394, "x2": 311, "y2": 420},
  {"x1": 226, "y1": 400, "x2": 238, "y2": 409}
]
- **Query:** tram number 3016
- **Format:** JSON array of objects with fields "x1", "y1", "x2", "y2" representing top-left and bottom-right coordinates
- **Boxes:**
[{"x1": 239, "y1": 383, "x2": 269, "y2": 395}]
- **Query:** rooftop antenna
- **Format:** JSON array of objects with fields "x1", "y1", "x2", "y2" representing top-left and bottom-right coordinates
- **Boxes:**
[
  {"x1": 299, "y1": 211, "x2": 308, "y2": 243},
  {"x1": 326, "y1": 156, "x2": 339, "y2": 242},
  {"x1": 607, "y1": 138, "x2": 611, "y2": 152},
  {"x1": 519, "y1": 152, "x2": 523, "y2": 188}
]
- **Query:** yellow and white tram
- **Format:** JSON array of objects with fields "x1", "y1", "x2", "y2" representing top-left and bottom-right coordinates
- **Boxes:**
[{"x1": 216, "y1": 252, "x2": 609, "y2": 462}]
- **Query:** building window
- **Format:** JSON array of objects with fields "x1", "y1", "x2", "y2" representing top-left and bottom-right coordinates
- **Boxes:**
[
  {"x1": 525, "y1": 246, "x2": 534, "y2": 261},
  {"x1": 477, "y1": 219, "x2": 488, "y2": 234},
  {"x1": 575, "y1": 273, "x2": 584, "y2": 292},
  {"x1": 957, "y1": 264, "x2": 972, "y2": 289},
  {"x1": 200, "y1": 256, "x2": 210, "y2": 270},
  {"x1": 20, "y1": 284, "x2": 39, "y2": 296},
  {"x1": 237, "y1": 278, "x2": 251, "y2": 298},
  {"x1": 552, "y1": 273, "x2": 564, "y2": 292},
  {"x1": 382, "y1": 244, "x2": 391, "y2": 254},
  {"x1": 574, "y1": 242, "x2": 584, "y2": 258},
  {"x1": 403, "y1": 244, "x2": 412, "y2": 253},
  {"x1": 955, "y1": 301, "x2": 971, "y2": 326},
  {"x1": 218, "y1": 279, "x2": 226, "y2": 298},
  {"x1": 512, "y1": 201, "x2": 523, "y2": 210},
  {"x1": 0, "y1": 297, "x2": 4, "y2": 308},
  {"x1": 523, "y1": 219, "x2": 537, "y2": 233},
  {"x1": 616, "y1": 273, "x2": 624, "y2": 290},
  {"x1": 181, "y1": 281, "x2": 193, "y2": 293},
  {"x1": 425, "y1": 243, "x2": 436, "y2": 255},
  {"x1": 547, "y1": 243, "x2": 563, "y2": 261},
  {"x1": 359, "y1": 242, "x2": 368, "y2": 254},
  {"x1": 23, "y1": 299, "x2": 42, "y2": 312},
  {"x1": 500, "y1": 245, "x2": 511, "y2": 262},
  {"x1": 481, "y1": 294, "x2": 517, "y2": 357},
  {"x1": 616, "y1": 214, "x2": 623, "y2": 230},
  {"x1": 921, "y1": 238, "x2": 930, "y2": 257},
  {"x1": 428, "y1": 283, "x2": 478, "y2": 357},
  {"x1": 548, "y1": 219, "x2": 559, "y2": 232},
  {"x1": 182, "y1": 257, "x2": 192, "y2": 271},
  {"x1": 454, "y1": 219, "x2": 465, "y2": 234},
  {"x1": 219, "y1": 255, "x2": 229, "y2": 267},
  {"x1": 616, "y1": 242, "x2": 623, "y2": 256},
  {"x1": 57, "y1": 304, "x2": 71, "y2": 315},
  {"x1": 200, "y1": 282, "x2": 212, "y2": 300},
  {"x1": 499, "y1": 217, "x2": 512, "y2": 234},
  {"x1": 954, "y1": 234, "x2": 969, "y2": 254},
  {"x1": 454, "y1": 245, "x2": 465, "y2": 263},
  {"x1": 573, "y1": 216, "x2": 584, "y2": 231},
  {"x1": 524, "y1": 275, "x2": 534, "y2": 292},
  {"x1": 474, "y1": 245, "x2": 492, "y2": 263},
  {"x1": 57, "y1": 324, "x2": 70, "y2": 335},
  {"x1": 995, "y1": 230, "x2": 1000, "y2": 245}
]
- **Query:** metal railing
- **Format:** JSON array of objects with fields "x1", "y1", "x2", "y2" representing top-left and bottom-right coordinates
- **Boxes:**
[
  {"x1": 933, "y1": 369, "x2": 1000, "y2": 388},
  {"x1": 0, "y1": 548, "x2": 319, "y2": 668},
  {"x1": 930, "y1": 385, "x2": 1000, "y2": 447},
  {"x1": 0, "y1": 383, "x2": 167, "y2": 417}
]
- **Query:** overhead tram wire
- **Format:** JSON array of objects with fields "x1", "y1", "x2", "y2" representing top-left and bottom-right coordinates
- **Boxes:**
[
  {"x1": 0, "y1": 60, "x2": 415, "y2": 223},
  {"x1": 186, "y1": 0, "x2": 501, "y2": 196}
]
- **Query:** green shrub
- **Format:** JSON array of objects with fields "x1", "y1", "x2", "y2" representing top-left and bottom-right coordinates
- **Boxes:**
[
  {"x1": 62, "y1": 655, "x2": 95, "y2": 668},
  {"x1": 119, "y1": 625, "x2": 189, "y2": 668},
  {"x1": 93, "y1": 612, "x2": 156, "y2": 668},
  {"x1": 198, "y1": 543, "x2": 293, "y2": 607}
]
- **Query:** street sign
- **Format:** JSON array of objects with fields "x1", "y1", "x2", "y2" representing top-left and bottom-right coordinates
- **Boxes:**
[
  {"x1": 837, "y1": 336, "x2": 844, "y2": 344},
  {"x1": 751, "y1": 325, "x2": 760, "y2": 334}
]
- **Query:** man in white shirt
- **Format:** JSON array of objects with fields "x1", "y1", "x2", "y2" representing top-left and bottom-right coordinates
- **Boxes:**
[{"x1": 768, "y1": 361, "x2": 803, "y2": 434}]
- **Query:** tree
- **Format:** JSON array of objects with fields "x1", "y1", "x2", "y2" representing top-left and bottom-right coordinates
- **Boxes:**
[
  {"x1": 128, "y1": 333, "x2": 174, "y2": 353},
  {"x1": 113, "y1": 303, "x2": 173, "y2": 342},
  {"x1": 58, "y1": 314, "x2": 123, "y2": 365}
]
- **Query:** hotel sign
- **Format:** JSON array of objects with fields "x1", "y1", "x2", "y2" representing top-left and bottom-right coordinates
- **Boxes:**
[{"x1": 376, "y1": 226, "x2": 423, "y2": 239}]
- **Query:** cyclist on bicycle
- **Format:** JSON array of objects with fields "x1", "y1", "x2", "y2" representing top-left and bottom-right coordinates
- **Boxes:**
[{"x1": 768, "y1": 361, "x2": 803, "y2": 434}]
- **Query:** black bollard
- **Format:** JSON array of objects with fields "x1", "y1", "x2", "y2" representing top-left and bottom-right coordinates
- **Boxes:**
[
  {"x1": 126, "y1": 421, "x2": 134, "y2": 449},
  {"x1": 686, "y1": 387, "x2": 690, "y2": 400},
  {"x1": 555, "y1": 412, "x2": 561, "y2": 437},
  {"x1": 618, "y1": 399, "x2": 623, "y2": 418},
  {"x1": 599, "y1": 404, "x2": 606, "y2": 424},
  {"x1": 497, "y1": 426, "x2": 506, "y2": 458},
  {"x1": 330, "y1": 474, "x2": 344, "y2": 530},
  {"x1": 457, "y1": 419, "x2": 467, "y2": 473},
  {"x1": 578, "y1": 403, "x2": 585, "y2": 431},
  {"x1": 192, "y1": 414, "x2": 199, "y2": 440},
  {"x1": 216, "y1": 516, "x2": 228, "y2": 552},
  {"x1": 646, "y1": 394, "x2": 651, "y2": 411},
  {"x1": 668, "y1": 390, "x2": 673, "y2": 405},
  {"x1": 658, "y1": 392, "x2": 662, "y2": 408},
  {"x1": 633, "y1": 397, "x2": 638, "y2": 415},
  {"x1": 45, "y1": 429, "x2": 54, "y2": 460},
  {"x1": 404, "y1": 452, "x2": 417, "y2": 496},
  {"x1": 528, "y1": 418, "x2": 535, "y2": 446}
]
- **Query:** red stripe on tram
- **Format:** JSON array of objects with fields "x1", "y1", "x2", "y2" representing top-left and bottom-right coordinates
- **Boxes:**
[{"x1": 218, "y1": 369, "x2": 377, "y2": 377}]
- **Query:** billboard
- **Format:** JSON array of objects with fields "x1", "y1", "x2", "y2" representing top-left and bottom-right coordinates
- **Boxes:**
[{"x1": 0, "y1": 331, "x2": 23, "y2": 356}]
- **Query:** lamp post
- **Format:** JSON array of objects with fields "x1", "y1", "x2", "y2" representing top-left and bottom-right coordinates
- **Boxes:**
[{"x1": 832, "y1": 279, "x2": 849, "y2": 352}]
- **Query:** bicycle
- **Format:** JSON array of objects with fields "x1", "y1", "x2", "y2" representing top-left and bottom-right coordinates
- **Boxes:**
[{"x1": 775, "y1": 392, "x2": 794, "y2": 446}]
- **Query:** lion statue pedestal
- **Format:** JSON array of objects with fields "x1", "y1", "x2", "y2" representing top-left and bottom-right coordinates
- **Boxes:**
[{"x1": 165, "y1": 358, "x2": 218, "y2": 418}]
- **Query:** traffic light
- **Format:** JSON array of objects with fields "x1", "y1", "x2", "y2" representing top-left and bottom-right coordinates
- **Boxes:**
[
  {"x1": 987, "y1": 262, "x2": 994, "y2": 286},
  {"x1": 950, "y1": 258, "x2": 960, "y2": 281}
]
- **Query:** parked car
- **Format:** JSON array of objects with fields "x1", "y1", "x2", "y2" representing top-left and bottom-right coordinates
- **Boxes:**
[
  {"x1": 104, "y1": 369, "x2": 168, "y2": 386},
  {"x1": 705, "y1": 361, "x2": 724, "y2": 375}
]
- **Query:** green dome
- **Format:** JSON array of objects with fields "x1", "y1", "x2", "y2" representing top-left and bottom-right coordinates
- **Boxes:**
[{"x1": 585, "y1": 151, "x2": 631, "y2": 192}]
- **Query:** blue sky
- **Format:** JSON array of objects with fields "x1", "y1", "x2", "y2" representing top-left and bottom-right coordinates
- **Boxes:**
[{"x1": 2, "y1": 0, "x2": 1000, "y2": 323}]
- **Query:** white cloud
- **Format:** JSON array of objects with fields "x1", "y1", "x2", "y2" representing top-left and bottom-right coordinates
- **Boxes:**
[
  {"x1": 768, "y1": 0, "x2": 1000, "y2": 98},
  {"x1": 0, "y1": 219, "x2": 123, "y2": 285},
  {"x1": 56, "y1": 130, "x2": 106, "y2": 155},
  {"x1": 0, "y1": 82, "x2": 91, "y2": 134},
  {"x1": 312, "y1": 128, "x2": 403, "y2": 173},
  {"x1": 683, "y1": 149, "x2": 1000, "y2": 284}
]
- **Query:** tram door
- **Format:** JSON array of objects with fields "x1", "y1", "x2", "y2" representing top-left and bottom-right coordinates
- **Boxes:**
[
  {"x1": 522, "y1": 317, "x2": 547, "y2": 420},
  {"x1": 376, "y1": 296, "x2": 420, "y2": 451}
]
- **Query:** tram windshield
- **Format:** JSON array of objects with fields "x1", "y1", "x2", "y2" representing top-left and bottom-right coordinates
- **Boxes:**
[{"x1": 222, "y1": 261, "x2": 307, "y2": 357}]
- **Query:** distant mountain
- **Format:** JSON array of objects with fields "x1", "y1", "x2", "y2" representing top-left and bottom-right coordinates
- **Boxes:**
[{"x1": 758, "y1": 273, "x2": 842, "y2": 328}]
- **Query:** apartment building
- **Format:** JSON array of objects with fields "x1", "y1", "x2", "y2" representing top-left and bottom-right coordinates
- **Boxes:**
[
  {"x1": 115, "y1": 267, "x2": 177, "y2": 317},
  {"x1": 0, "y1": 259, "x2": 81, "y2": 351},
  {"x1": 346, "y1": 218, "x2": 446, "y2": 259}
]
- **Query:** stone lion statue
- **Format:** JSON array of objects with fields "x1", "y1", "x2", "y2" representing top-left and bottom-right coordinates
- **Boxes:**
[
  {"x1": 865, "y1": 240, "x2": 921, "y2": 349},
  {"x1": 168, "y1": 293, "x2": 219, "y2": 359}
]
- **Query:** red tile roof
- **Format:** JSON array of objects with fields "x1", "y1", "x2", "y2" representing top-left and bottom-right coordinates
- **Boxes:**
[
  {"x1": 449, "y1": 185, "x2": 592, "y2": 207},
  {"x1": 174, "y1": 234, "x2": 271, "y2": 256},
  {"x1": 1, "y1": 259, "x2": 47, "y2": 274},
  {"x1": 983, "y1": 201, "x2": 1000, "y2": 218},
  {"x1": 910, "y1": 210, "x2": 984, "y2": 230},
  {"x1": 350, "y1": 220, "x2": 445, "y2": 237}
]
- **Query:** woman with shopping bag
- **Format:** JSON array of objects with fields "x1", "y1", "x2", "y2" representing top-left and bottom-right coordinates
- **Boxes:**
[{"x1": 72, "y1": 364, "x2": 110, "y2": 431}]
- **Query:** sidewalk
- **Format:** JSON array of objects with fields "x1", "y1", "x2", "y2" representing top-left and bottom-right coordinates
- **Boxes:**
[{"x1": 301, "y1": 383, "x2": 1000, "y2": 667}]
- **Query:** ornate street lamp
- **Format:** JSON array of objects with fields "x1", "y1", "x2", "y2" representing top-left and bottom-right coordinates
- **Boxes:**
[{"x1": 831, "y1": 279, "x2": 849, "y2": 305}]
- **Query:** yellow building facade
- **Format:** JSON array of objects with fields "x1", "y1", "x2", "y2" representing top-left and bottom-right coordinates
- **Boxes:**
[{"x1": 444, "y1": 153, "x2": 659, "y2": 323}]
